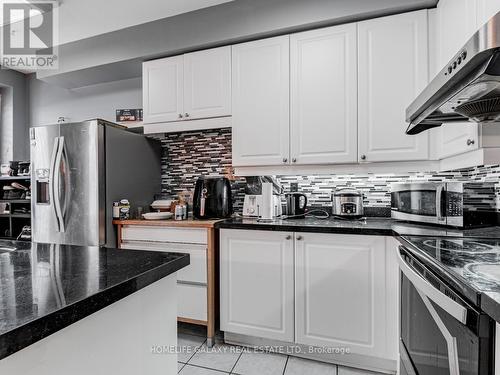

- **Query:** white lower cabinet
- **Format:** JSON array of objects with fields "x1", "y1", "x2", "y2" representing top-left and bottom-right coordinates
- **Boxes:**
[
  {"x1": 220, "y1": 229, "x2": 294, "y2": 341},
  {"x1": 220, "y1": 229, "x2": 398, "y2": 365},
  {"x1": 295, "y1": 233, "x2": 398, "y2": 360}
]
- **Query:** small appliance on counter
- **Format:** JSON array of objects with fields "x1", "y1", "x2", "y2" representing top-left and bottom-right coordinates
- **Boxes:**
[
  {"x1": 391, "y1": 182, "x2": 497, "y2": 228},
  {"x1": 242, "y1": 194, "x2": 282, "y2": 217},
  {"x1": 283, "y1": 192, "x2": 308, "y2": 218},
  {"x1": 193, "y1": 176, "x2": 233, "y2": 219},
  {"x1": 332, "y1": 188, "x2": 364, "y2": 219}
]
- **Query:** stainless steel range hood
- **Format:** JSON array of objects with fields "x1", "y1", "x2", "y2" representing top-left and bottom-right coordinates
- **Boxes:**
[{"x1": 406, "y1": 11, "x2": 500, "y2": 135}]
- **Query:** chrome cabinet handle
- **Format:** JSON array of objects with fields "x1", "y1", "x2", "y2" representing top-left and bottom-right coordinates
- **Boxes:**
[
  {"x1": 292, "y1": 158, "x2": 297, "y2": 163},
  {"x1": 360, "y1": 155, "x2": 366, "y2": 160},
  {"x1": 178, "y1": 113, "x2": 183, "y2": 119},
  {"x1": 397, "y1": 247, "x2": 467, "y2": 323},
  {"x1": 296, "y1": 235, "x2": 303, "y2": 241},
  {"x1": 285, "y1": 235, "x2": 292, "y2": 240},
  {"x1": 185, "y1": 113, "x2": 189, "y2": 118},
  {"x1": 467, "y1": 139, "x2": 475, "y2": 146},
  {"x1": 283, "y1": 158, "x2": 288, "y2": 163}
]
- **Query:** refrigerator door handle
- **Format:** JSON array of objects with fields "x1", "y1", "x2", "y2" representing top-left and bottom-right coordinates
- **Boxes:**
[
  {"x1": 54, "y1": 136, "x2": 65, "y2": 232},
  {"x1": 48, "y1": 136, "x2": 60, "y2": 230}
]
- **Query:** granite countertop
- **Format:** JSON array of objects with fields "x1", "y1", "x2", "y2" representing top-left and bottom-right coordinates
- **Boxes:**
[
  {"x1": 216, "y1": 217, "x2": 500, "y2": 239},
  {"x1": 0, "y1": 240, "x2": 189, "y2": 360},
  {"x1": 398, "y1": 236, "x2": 500, "y2": 323}
]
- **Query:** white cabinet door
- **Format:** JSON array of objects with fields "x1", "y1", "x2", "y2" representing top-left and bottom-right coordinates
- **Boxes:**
[
  {"x1": 295, "y1": 233, "x2": 396, "y2": 360},
  {"x1": 477, "y1": 0, "x2": 500, "y2": 29},
  {"x1": 220, "y1": 229, "x2": 294, "y2": 341},
  {"x1": 358, "y1": 10, "x2": 429, "y2": 162},
  {"x1": 143, "y1": 56, "x2": 184, "y2": 123},
  {"x1": 437, "y1": 122, "x2": 478, "y2": 158},
  {"x1": 232, "y1": 36, "x2": 290, "y2": 167},
  {"x1": 290, "y1": 24, "x2": 358, "y2": 165},
  {"x1": 184, "y1": 46, "x2": 231, "y2": 120}
]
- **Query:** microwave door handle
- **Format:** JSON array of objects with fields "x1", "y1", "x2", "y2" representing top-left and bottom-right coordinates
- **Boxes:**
[
  {"x1": 416, "y1": 289, "x2": 461, "y2": 375},
  {"x1": 48, "y1": 137, "x2": 60, "y2": 231},
  {"x1": 436, "y1": 184, "x2": 444, "y2": 222},
  {"x1": 397, "y1": 247, "x2": 467, "y2": 324},
  {"x1": 53, "y1": 136, "x2": 65, "y2": 232}
]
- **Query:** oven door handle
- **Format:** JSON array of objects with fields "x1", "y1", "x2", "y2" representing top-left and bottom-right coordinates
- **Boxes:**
[
  {"x1": 397, "y1": 248, "x2": 467, "y2": 324},
  {"x1": 417, "y1": 289, "x2": 461, "y2": 375}
]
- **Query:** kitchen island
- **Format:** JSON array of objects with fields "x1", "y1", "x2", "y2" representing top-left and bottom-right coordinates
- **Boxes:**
[{"x1": 0, "y1": 240, "x2": 189, "y2": 375}]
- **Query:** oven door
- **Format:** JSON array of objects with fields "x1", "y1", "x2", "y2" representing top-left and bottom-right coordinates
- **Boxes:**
[
  {"x1": 391, "y1": 183, "x2": 447, "y2": 225},
  {"x1": 398, "y1": 246, "x2": 493, "y2": 375}
]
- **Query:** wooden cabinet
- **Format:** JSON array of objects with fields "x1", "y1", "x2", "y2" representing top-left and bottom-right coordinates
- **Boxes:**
[
  {"x1": 357, "y1": 10, "x2": 429, "y2": 163},
  {"x1": 290, "y1": 24, "x2": 358, "y2": 165},
  {"x1": 114, "y1": 221, "x2": 218, "y2": 346},
  {"x1": 220, "y1": 229, "x2": 294, "y2": 341},
  {"x1": 143, "y1": 46, "x2": 231, "y2": 124},
  {"x1": 231, "y1": 36, "x2": 290, "y2": 167},
  {"x1": 295, "y1": 233, "x2": 398, "y2": 361},
  {"x1": 143, "y1": 55, "x2": 184, "y2": 124}
]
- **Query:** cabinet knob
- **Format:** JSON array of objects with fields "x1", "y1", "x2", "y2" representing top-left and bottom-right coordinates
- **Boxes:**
[
  {"x1": 467, "y1": 139, "x2": 475, "y2": 146},
  {"x1": 285, "y1": 235, "x2": 292, "y2": 240},
  {"x1": 178, "y1": 113, "x2": 183, "y2": 119},
  {"x1": 292, "y1": 158, "x2": 297, "y2": 163},
  {"x1": 296, "y1": 235, "x2": 303, "y2": 241},
  {"x1": 283, "y1": 158, "x2": 288, "y2": 163},
  {"x1": 360, "y1": 155, "x2": 366, "y2": 160},
  {"x1": 185, "y1": 113, "x2": 190, "y2": 118}
]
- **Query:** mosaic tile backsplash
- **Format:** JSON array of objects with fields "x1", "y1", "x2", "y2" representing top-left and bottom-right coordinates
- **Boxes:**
[{"x1": 158, "y1": 128, "x2": 500, "y2": 215}]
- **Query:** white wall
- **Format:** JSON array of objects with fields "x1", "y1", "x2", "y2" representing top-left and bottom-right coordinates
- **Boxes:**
[{"x1": 27, "y1": 75, "x2": 142, "y2": 127}]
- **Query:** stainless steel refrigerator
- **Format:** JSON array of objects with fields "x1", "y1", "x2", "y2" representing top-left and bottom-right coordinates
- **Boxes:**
[{"x1": 30, "y1": 119, "x2": 161, "y2": 247}]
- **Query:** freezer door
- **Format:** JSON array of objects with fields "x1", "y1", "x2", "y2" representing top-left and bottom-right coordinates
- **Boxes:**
[
  {"x1": 57, "y1": 121, "x2": 103, "y2": 246},
  {"x1": 31, "y1": 125, "x2": 61, "y2": 243}
]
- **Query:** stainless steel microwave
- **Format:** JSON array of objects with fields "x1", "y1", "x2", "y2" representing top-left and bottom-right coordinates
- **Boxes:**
[{"x1": 391, "y1": 182, "x2": 497, "y2": 228}]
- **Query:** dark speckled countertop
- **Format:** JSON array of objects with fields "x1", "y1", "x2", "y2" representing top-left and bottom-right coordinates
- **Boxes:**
[
  {"x1": 216, "y1": 217, "x2": 500, "y2": 239},
  {"x1": 217, "y1": 217, "x2": 500, "y2": 322},
  {"x1": 0, "y1": 240, "x2": 189, "y2": 360}
]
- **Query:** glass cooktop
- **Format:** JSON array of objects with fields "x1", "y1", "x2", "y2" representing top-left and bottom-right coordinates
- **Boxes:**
[{"x1": 402, "y1": 236, "x2": 500, "y2": 300}]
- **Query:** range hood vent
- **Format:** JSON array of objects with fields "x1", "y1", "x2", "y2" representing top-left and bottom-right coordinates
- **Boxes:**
[{"x1": 406, "y1": 11, "x2": 500, "y2": 135}]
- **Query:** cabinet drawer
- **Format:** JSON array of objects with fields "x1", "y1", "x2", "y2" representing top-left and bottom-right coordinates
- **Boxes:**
[
  {"x1": 178, "y1": 283, "x2": 207, "y2": 322},
  {"x1": 121, "y1": 226, "x2": 207, "y2": 244},
  {"x1": 121, "y1": 240, "x2": 207, "y2": 284}
]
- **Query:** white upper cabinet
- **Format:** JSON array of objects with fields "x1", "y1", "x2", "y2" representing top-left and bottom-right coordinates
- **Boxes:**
[
  {"x1": 220, "y1": 229, "x2": 294, "y2": 342},
  {"x1": 143, "y1": 46, "x2": 231, "y2": 124},
  {"x1": 184, "y1": 46, "x2": 231, "y2": 120},
  {"x1": 477, "y1": 0, "x2": 500, "y2": 28},
  {"x1": 290, "y1": 24, "x2": 358, "y2": 165},
  {"x1": 143, "y1": 55, "x2": 184, "y2": 123},
  {"x1": 232, "y1": 36, "x2": 290, "y2": 167},
  {"x1": 358, "y1": 10, "x2": 429, "y2": 163}
]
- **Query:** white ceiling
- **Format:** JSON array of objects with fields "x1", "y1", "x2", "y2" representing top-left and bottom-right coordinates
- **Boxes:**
[
  {"x1": 0, "y1": 0, "x2": 234, "y2": 46},
  {"x1": 58, "y1": 0, "x2": 234, "y2": 45}
]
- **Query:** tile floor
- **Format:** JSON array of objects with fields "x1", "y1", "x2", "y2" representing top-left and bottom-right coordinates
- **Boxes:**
[{"x1": 177, "y1": 328, "x2": 383, "y2": 375}]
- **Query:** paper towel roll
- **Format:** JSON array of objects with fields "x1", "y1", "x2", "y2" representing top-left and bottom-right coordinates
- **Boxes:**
[{"x1": 260, "y1": 182, "x2": 274, "y2": 220}]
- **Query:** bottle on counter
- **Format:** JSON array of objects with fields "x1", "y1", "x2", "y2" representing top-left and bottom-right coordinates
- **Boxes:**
[
  {"x1": 119, "y1": 199, "x2": 130, "y2": 220},
  {"x1": 112, "y1": 201, "x2": 120, "y2": 219}
]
